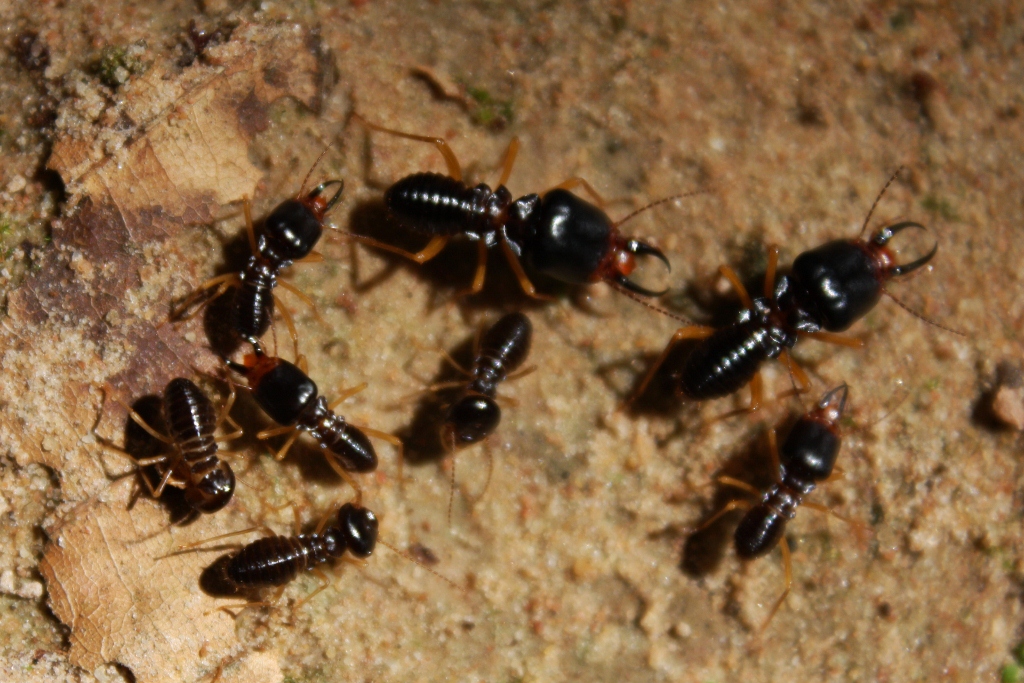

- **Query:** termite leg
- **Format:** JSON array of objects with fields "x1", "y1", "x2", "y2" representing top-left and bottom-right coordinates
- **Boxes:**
[
  {"x1": 803, "y1": 330, "x2": 866, "y2": 348},
  {"x1": 550, "y1": 176, "x2": 607, "y2": 209},
  {"x1": 716, "y1": 475, "x2": 761, "y2": 497},
  {"x1": 270, "y1": 293, "x2": 301, "y2": 362},
  {"x1": 321, "y1": 456, "x2": 363, "y2": 506},
  {"x1": 295, "y1": 251, "x2": 325, "y2": 264},
  {"x1": 500, "y1": 238, "x2": 556, "y2": 301},
  {"x1": 763, "y1": 245, "x2": 779, "y2": 299},
  {"x1": 177, "y1": 525, "x2": 275, "y2": 552},
  {"x1": 778, "y1": 349, "x2": 811, "y2": 396},
  {"x1": 627, "y1": 325, "x2": 716, "y2": 405},
  {"x1": 257, "y1": 425, "x2": 294, "y2": 440},
  {"x1": 350, "y1": 233, "x2": 450, "y2": 265},
  {"x1": 278, "y1": 280, "x2": 325, "y2": 326},
  {"x1": 758, "y1": 538, "x2": 793, "y2": 634},
  {"x1": 690, "y1": 499, "x2": 754, "y2": 535},
  {"x1": 293, "y1": 567, "x2": 332, "y2": 609},
  {"x1": 327, "y1": 383, "x2": 369, "y2": 410},
  {"x1": 767, "y1": 427, "x2": 781, "y2": 480},
  {"x1": 718, "y1": 265, "x2": 754, "y2": 310},
  {"x1": 271, "y1": 429, "x2": 302, "y2": 462},
  {"x1": 171, "y1": 274, "x2": 240, "y2": 322},
  {"x1": 359, "y1": 119, "x2": 463, "y2": 181},
  {"x1": 453, "y1": 241, "x2": 488, "y2": 298},
  {"x1": 102, "y1": 384, "x2": 174, "y2": 445},
  {"x1": 495, "y1": 137, "x2": 520, "y2": 188},
  {"x1": 212, "y1": 586, "x2": 286, "y2": 617}
]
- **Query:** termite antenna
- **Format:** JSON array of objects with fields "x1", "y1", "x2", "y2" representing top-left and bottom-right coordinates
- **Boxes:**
[
  {"x1": 859, "y1": 381, "x2": 912, "y2": 432},
  {"x1": 608, "y1": 280, "x2": 695, "y2": 324},
  {"x1": 297, "y1": 141, "x2": 337, "y2": 199},
  {"x1": 376, "y1": 538, "x2": 467, "y2": 594},
  {"x1": 858, "y1": 166, "x2": 904, "y2": 240},
  {"x1": 881, "y1": 289, "x2": 967, "y2": 337},
  {"x1": 612, "y1": 188, "x2": 710, "y2": 229}
]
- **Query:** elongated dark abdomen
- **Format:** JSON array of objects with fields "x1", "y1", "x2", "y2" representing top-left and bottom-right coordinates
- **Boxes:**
[
  {"x1": 479, "y1": 312, "x2": 532, "y2": 373},
  {"x1": 319, "y1": 418, "x2": 378, "y2": 472},
  {"x1": 677, "y1": 322, "x2": 771, "y2": 400},
  {"x1": 734, "y1": 504, "x2": 788, "y2": 559},
  {"x1": 233, "y1": 260, "x2": 276, "y2": 340},
  {"x1": 385, "y1": 173, "x2": 489, "y2": 236},
  {"x1": 163, "y1": 379, "x2": 218, "y2": 463},
  {"x1": 226, "y1": 536, "x2": 306, "y2": 587},
  {"x1": 469, "y1": 312, "x2": 533, "y2": 396}
]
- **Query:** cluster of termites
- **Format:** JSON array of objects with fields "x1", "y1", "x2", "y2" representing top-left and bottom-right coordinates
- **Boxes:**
[{"x1": 96, "y1": 108, "x2": 953, "y2": 643}]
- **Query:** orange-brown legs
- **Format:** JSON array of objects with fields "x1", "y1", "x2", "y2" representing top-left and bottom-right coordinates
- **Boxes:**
[
  {"x1": 763, "y1": 245, "x2": 779, "y2": 299},
  {"x1": 628, "y1": 325, "x2": 716, "y2": 405},
  {"x1": 690, "y1": 498, "x2": 755, "y2": 535},
  {"x1": 718, "y1": 264, "x2": 754, "y2": 309},
  {"x1": 358, "y1": 118, "x2": 464, "y2": 181},
  {"x1": 213, "y1": 382, "x2": 244, "y2": 443},
  {"x1": 327, "y1": 383, "x2": 369, "y2": 410},
  {"x1": 353, "y1": 425, "x2": 405, "y2": 487},
  {"x1": 454, "y1": 240, "x2": 489, "y2": 298},
  {"x1": 803, "y1": 330, "x2": 866, "y2": 348},
  {"x1": 170, "y1": 273, "x2": 240, "y2": 322},
  {"x1": 758, "y1": 539, "x2": 793, "y2": 634},
  {"x1": 777, "y1": 349, "x2": 811, "y2": 395},
  {"x1": 349, "y1": 233, "x2": 450, "y2": 265},
  {"x1": 495, "y1": 137, "x2": 520, "y2": 188},
  {"x1": 551, "y1": 176, "x2": 607, "y2": 209},
  {"x1": 499, "y1": 238, "x2": 555, "y2": 301}
]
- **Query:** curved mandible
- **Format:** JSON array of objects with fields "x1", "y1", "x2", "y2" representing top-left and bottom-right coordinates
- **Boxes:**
[
  {"x1": 613, "y1": 239, "x2": 671, "y2": 296},
  {"x1": 310, "y1": 179, "x2": 346, "y2": 213},
  {"x1": 818, "y1": 383, "x2": 849, "y2": 420},
  {"x1": 873, "y1": 221, "x2": 938, "y2": 276}
]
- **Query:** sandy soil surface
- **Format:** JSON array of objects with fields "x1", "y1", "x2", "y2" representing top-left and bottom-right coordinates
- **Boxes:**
[{"x1": 1, "y1": 2, "x2": 1023, "y2": 682}]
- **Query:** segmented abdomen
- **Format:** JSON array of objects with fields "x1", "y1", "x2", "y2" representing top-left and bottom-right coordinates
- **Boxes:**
[
  {"x1": 469, "y1": 312, "x2": 532, "y2": 396},
  {"x1": 677, "y1": 322, "x2": 772, "y2": 400},
  {"x1": 385, "y1": 173, "x2": 488, "y2": 236},
  {"x1": 226, "y1": 535, "x2": 317, "y2": 587},
  {"x1": 317, "y1": 414, "x2": 378, "y2": 473},
  {"x1": 233, "y1": 260, "x2": 276, "y2": 340},
  {"x1": 163, "y1": 379, "x2": 218, "y2": 465}
]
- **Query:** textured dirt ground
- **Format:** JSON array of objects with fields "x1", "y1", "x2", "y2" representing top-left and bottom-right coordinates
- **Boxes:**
[{"x1": 1, "y1": 2, "x2": 1023, "y2": 682}]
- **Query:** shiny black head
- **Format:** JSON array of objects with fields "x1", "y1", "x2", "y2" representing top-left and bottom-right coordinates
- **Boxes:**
[
  {"x1": 227, "y1": 348, "x2": 318, "y2": 426},
  {"x1": 734, "y1": 505, "x2": 787, "y2": 559},
  {"x1": 259, "y1": 180, "x2": 343, "y2": 264},
  {"x1": 790, "y1": 221, "x2": 936, "y2": 333},
  {"x1": 444, "y1": 395, "x2": 501, "y2": 447},
  {"x1": 522, "y1": 188, "x2": 615, "y2": 285},
  {"x1": 338, "y1": 503, "x2": 378, "y2": 558},
  {"x1": 261, "y1": 199, "x2": 324, "y2": 264},
  {"x1": 780, "y1": 384, "x2": 847, "y2": 484},
  {"x1": 790, "y1": 239, "x2": 884, "y2": 332},
  {"x1": 780, "y1": 417, "x2": 842, "y2": 484},
  {"x1": 186, "y1": 462, "x2": 236, "y2": 513}
]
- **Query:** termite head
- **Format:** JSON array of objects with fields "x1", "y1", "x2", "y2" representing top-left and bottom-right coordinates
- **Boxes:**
[
  {"x1": 339, "y1": 503, "x2": 378, "y2": 558},
  {"x1": 187, "y1": 461, "x2": 236, "y2": 513}
]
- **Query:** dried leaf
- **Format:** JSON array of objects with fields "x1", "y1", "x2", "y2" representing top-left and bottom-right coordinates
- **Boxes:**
[
  {"x1": 0, "y1": 21, "x2": 331, "y2": 682},
  {"x1": 39, "y1": 490, "x2": 277, "y2": 683}
]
